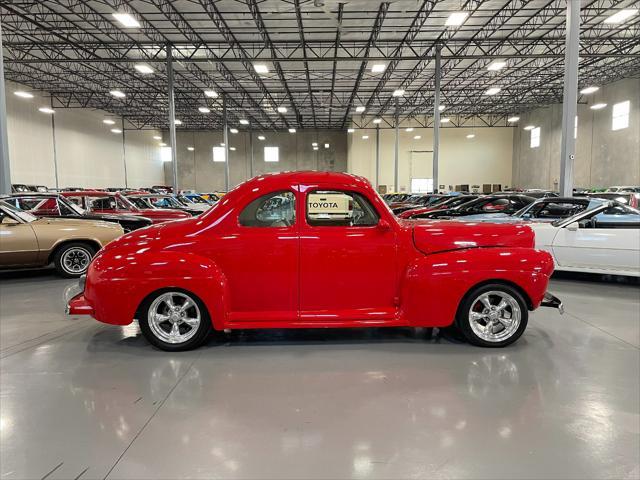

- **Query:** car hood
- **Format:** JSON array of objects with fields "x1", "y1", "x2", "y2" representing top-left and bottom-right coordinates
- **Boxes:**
[
  {"x1": 404, "y1": 219, "x2": 535, "y2": 255},
  {"x1": 100, "y1": 215, "x2": 196, "y2": 253},
  {"x1": 32, "y1": 216, "x2": 120, "y2": 230}
]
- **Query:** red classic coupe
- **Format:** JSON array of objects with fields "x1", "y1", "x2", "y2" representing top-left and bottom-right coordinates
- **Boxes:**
[{"x1": 67, "y1": 171, "x2": 562, "y2": 351}]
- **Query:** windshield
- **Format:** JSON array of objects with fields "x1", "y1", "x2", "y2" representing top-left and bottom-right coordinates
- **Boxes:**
[
  {"x1": 59, "y1": 197, "x2": 86, "y2": 215},
  {"x1": 188, "y1": 195, "x2": 209, "y2": 204},
  {"x1": 0, "y1": 200, "x2": 38, "y2": 223},
  {"x1": 136, "y1": 195, "x2": 182, "y2": 209}
]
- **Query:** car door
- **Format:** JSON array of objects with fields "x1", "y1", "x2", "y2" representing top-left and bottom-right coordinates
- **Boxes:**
[
  {"x1": 0, "y1": 210, "x2": 40, "y2": 266},
  {"x1": 209, "y1": 189, "x2": 299, "y2": 323},
  {"x1": 552, "y1": 205, "x2": 640, "y2": 274},
  {"x1": 298, "y1": 185, "x2": 398, "y2": 322}
]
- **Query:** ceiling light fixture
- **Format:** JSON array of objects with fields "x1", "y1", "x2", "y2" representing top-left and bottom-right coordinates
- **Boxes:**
[
  {"x1": 134, "y1": 64, "x2": 154, "y2": 74},
  {"x1": 466, "y1": 133, "x2": 476, "y2": 139},
  {"x1": 153, "y1": 135, "x2": 162, "y2": 140},
  {"x1": 371, "y1": 63, "x2": 387, "y2": 73},
  {"x1": 487, "y1": 60, "x2": 507, "y2": 71},
  {"x1": 288, "y1": 128, "x2": 296, "y2": 133},
  {"x1": 484, "y1": 87, "x2": 501, "y2": 95},
  {"x1": 438, "y1": 105, "x2": 446, "y2": 112},
  {"x1": 413, "y1": 135, "x2": 421, "y2": 140},
  {"x1": 441, "y1": 117, "x2": 451, "y2": 123},
  {"x1": 258, "y1": 135, "x2": 266, "y2": 140},
  {"x1": 38, "y1": 107, "x2": 55, "y2": 114},
  {"x1": 405, "y1": 127, "x2": 414, "y2": 132},
  {"x1": 347, "y1": 128, "x2": 355, "y2": 133},
  {"x1": 198, "y1": 107, "x2": 211, "y2": 113},
  {"x1": 254, "y1": 64, "x2": 269, "y2": 74},
  {"x1": 312, "y1": 142, "x2": 318, "y2": 147},
  {"x1": 603, "y1": 8, "x2": 638, "y2": 24},
  {"x1": 580, "y1": 86, "x2": 599, "y2": 95},
  {"x1": 277, "y1": 106, "x2": 288, "y2": 113},
  {"x1": 523, "y1": 125, "x2": 535, "y2": 131},
  {"x1": 14, "y1": 91, "x2": 34, "y2": 99},
  {"x1": 103, "y1": 119, "x2": 116, "y2": 125},
  {"x1": 204, "y1": 90, "x2": 218, "y2": 98},
  {"x1": 590, "y1": 103, "x2": 607, "y2": 110},
  {"x1": 173, "y1": 119, "x2": 182, "y2": 125},
  {"x1": 355, "y1": 106, "x2": 366, "y2": 113},
  {"x1": 373, "y1": 118, "x2": 382, "y2": 124},
  {"x1": 392, "y1": 89, "x2": 405, "y2": 97},
  {"x1": 445, "y1": 11, "x2": 469, "y2": 26},
  {"x1": 110, "y1": 128, "x2": 122, "y2": 134},
  {"x1": 187, "y1": 147, "x2": 195, "y2": 151},
  {"x1": 112, "y1": 12, "x2": 141, "y2": 28},
  {"x1": 109, "y1": 89, "x2": 125, "y2": 98},
  {"x1": 229, "y1": 128, "x2": 239, "y2": 133},
  {"x1": 159, "y1": 142, "x2": 167, "y2": 147},
  {"x1": 362, "y1": 135, "x2": 369, "y2": 139},
  {"x1": 324, "y1": 143, "x2": 329, "y2": 149},
  {"x1": 507, "y1": 116, "x2": 520, "y2": 123},
  {"x1": 230, "y1": 147, "x2": 237, "y2": 151}
]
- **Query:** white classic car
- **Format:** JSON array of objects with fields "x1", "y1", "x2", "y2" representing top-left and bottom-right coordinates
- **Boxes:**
[{"x1": 530, "y1": 202, "x2": 640, "y2": 277}]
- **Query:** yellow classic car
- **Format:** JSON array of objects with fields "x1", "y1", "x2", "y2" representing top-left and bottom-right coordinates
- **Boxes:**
[{"x1": 0, "y1": 200, "x2": 124, "y2": 277}]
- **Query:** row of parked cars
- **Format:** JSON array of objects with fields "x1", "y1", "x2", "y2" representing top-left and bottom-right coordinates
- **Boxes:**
[
  {"x1": 383, "y1": 188, "x2": 640, "y2": 277},
  {"x1": 0, "y1": 188, "x2": 222, "y2": 277}
]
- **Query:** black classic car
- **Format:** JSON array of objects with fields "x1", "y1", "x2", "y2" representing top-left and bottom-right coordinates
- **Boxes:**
[
  {"x1": 3, "y1": 194, "x2": 153, "y2": 232},
  {"x1": 411, "y1": 194, "x2": 536, "y2": 220}
]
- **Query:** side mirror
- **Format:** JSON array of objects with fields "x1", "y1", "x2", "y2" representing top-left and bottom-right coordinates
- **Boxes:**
[
  {"x1": 377, "y1": 219, "x2": 392, "y2": 231},
  {"x1": 566, "y1": 221, "x2": 579, "y2": 232}
]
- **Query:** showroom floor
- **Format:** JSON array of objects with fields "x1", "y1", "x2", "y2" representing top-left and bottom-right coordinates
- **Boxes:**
[{"x1": 0, "y1": 271, "x2": 638, "y2": 480}]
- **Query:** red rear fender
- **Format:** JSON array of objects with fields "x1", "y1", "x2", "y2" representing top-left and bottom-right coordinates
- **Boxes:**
[{"x1": 85, "y1": 250, "x2": 229, "y2": 328}]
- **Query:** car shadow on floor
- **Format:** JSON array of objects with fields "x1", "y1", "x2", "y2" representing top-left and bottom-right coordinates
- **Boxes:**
[{"x1": 552, "y1": 270, "x2": 639, "y2": 285}]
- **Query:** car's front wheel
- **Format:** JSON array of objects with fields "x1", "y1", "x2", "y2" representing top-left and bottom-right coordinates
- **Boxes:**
[
  {"x1": 456, "y1": 284, "x2": 528, "y2": 347},
  {"x1": 138, "y1": 290, "x2": 212, "y2": 351}
]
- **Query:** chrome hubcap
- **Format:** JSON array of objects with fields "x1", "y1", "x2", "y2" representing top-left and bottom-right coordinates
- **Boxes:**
[
  {"x1": 61, "y1": 247, "x2": 91, "y2": 273},
  {"x1": 148, "y1": 292, "x2": 201, "y2": 344},
  {"x1": 469, "y1": 291, "x2": 521, "y2": 342}
]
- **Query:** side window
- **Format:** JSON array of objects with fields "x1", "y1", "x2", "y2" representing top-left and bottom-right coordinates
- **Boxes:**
[
  {"x1": 90, "y1": 197, "x2": 116, "y2": 210},
  {"x1": 239, "y1": 191, "x2": 296, "y2": 227},
  {"x1": 591, "y1": 205, "x2": 640, "y2": 228},
  {"x1": 306, "y1": 190, "x2": 379, "y2": 227},
  {"x1": 481, "y1": 198, "x2": 511, "y2": 212}
]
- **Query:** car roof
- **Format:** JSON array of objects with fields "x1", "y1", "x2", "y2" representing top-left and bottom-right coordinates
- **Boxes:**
[
  {"x1": 237, "y1": 171, "x2": 372, "y2": 191},
  {"x1": 61, "y1": 190, "x2": 114, "y2": 196}
]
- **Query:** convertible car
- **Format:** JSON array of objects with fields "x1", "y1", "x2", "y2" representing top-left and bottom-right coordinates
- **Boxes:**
[
  {"x1": 530, "y1": 201, "x2": 640, "y2": 276},
  {"x1": 0, "y1": 200, "x2": 123, "y2": 277},
  {"x1": 67, "y1": 172, "x2": 561, "y2": 351},
  {"x1": 412, "y1": 194, "x2": 536, "y2": 220}
]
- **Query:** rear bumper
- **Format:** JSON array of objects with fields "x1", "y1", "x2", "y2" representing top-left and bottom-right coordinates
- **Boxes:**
[
  {"x1": 540, "y1": 292, "x2": 564, "y2": 314},
  {"x1": 64, "y1": 275, "x2": 93, "y2": 316}
]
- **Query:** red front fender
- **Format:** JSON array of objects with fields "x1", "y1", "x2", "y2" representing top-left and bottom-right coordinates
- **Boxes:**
[{"x1": 400, "y1": 247, "x2": 554, "y2": 328}]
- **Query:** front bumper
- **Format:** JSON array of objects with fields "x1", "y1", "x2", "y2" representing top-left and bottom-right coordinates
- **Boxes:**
[
  {"x1": 540, "y1": 292, "x2": 564, "y2": 314},
  {"x1": 64, "y1": 275, "x2": 93, "y2": 316}
]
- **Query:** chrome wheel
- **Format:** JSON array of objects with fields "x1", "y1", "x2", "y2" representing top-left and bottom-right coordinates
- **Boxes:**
[
  {"x1": 148, "y1": 292, "x2": 201, "y2": 344},
  {"x1": 61, "y1": 247, "x2": 91, "y2": 274},
  {"x1": 468, "y1": 290, "x2": 521, "y2": 343}
]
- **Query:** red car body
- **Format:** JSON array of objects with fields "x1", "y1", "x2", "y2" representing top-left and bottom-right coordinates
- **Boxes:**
[
  {"x1": 68, "y1": 172, "x2": 557, "y2": 348},
  {"x1": 62, "y1": 191, "x2": 190, "y2": 224}
]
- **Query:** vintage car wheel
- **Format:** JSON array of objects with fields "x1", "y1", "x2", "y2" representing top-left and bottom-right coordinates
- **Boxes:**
[
  {"x1": 456, "y1": 284, "x2": 528, "y2": 348},
  {"x1": 53, "y1": 242, "x2": 96, "y2": 278},
  {"x1": 139, "y1": 290, "x2": 211, "y2": 351}
]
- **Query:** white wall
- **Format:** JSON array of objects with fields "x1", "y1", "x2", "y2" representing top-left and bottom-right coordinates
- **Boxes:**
[
  {"x1": 5, "y1": 81, "x2": 165, "y2": 189},
  {"x1": 348, "y1": 121, "x2": 514, "y2": 192},
  {"x1": 512, "y1": 77, "x2": 640, "y2": 189}
]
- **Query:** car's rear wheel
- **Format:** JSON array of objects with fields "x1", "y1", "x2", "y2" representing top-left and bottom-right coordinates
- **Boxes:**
[
  {"x1": 456, "y1": 284, "x2": 528, "y2": 348},
  {"x1": 53, "y1": 242, "x2": 96, "y2": 278},
  {"x1": 139, "y1": 290, "x2": 211, "y2": 351}
]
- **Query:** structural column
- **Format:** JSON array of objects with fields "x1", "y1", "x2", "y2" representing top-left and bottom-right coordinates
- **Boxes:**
[
  {"x1": 166, "y1": 44, "x2": 178, "y2": 193},
  {"x1": 0, "y1": 21, "x2": 11, "y2": 194},
  {"x1": 222, "y1": 96, "x2": 230, "y2": 191},
  {"x1": 432, "y1": 45, "x2": 441, "y2": 194},
  {"x1": 559, "y1": 0, "x2": 581, "y2": 197},
  {"x1": 121, "y1": 117, "x2": 128, "y2": 188},
  {"x1": 375, "y1": 123, "x2": 380, "y2": 190},
  {"x1": 394, "y1": 98, "x2": 399, "y2": 192}
]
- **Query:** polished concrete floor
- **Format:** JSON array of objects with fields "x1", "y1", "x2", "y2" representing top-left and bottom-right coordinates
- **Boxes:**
[{"x1": 0, "y1": 269, "x2": 638, "y2": 480}]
